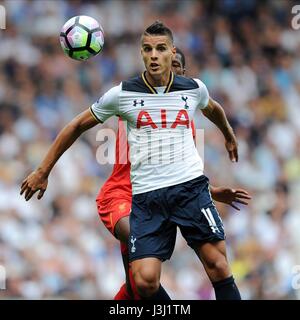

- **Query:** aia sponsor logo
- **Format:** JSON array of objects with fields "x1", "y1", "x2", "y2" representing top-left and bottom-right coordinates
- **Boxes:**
[{"x1": 136, "y1": 109, "x2": 190, "y2": 129}]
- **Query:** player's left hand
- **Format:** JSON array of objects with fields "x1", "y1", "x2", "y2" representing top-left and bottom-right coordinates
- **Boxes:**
[
  {"x1": 225, "y1": 136, "x2": 238, "y2": 162},
  {"x1": 211, "y1": 187, "x2": 251, "y2": 211}
]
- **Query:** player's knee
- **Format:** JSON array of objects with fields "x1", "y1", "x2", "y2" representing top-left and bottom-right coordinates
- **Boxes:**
[
  {"x1": 215, "y1": 259, "x2": 230, "y2": 276},
  {"x1": 207, "y1": 256, "x2": 230, "y2": 277},
  {"x1": 133, "y1": 270, "x2": 160, "y2": 297}
]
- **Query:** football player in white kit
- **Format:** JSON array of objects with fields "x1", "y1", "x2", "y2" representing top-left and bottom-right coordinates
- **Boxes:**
[{"x1": 21, "y1": 21, "x2": 241, "y2": 300}]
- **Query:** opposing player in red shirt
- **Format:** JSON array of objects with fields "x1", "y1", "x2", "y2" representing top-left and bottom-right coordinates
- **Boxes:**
[{"x1": 97, "y1": 48, "x2": 251, "y2": 300}]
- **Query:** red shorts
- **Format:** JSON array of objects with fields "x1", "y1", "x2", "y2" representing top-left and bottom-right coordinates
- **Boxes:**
[{"x1": 96, "y1": 199, "x2": 131, "y2": 236}]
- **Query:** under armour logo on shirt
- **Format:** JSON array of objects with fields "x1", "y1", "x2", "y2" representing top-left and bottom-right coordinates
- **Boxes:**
[
  {"x1": 133, "y1": 100, "x2": 144, "y2": 107},
  {"x1": 130, "y1": 236, "x2": 137, "y2": 253}
]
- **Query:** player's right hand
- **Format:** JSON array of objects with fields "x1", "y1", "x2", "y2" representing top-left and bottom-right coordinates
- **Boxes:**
[{"x1": 20, "y1": 171, "x2": 48, "y2": 201}]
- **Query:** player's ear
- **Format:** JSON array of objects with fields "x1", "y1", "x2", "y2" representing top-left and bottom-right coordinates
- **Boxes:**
[
  {"x1": 140, "y1": 35, "x2": 144, "y2": 55},
  {"x1": 172, "y1": 46, "x2": 176, "y2": 55}
]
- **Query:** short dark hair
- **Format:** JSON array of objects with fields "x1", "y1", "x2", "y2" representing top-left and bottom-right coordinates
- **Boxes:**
[
  {"x1": 175, "y1": 48, "x2": 186, "y2": 69},
  {"x1": 143, "y1": 21, "x2": 174, "y2": 43}
]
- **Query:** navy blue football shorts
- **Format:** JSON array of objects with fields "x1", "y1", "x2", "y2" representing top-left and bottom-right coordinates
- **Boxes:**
[{"x1": 129, "y1": 175, "x2": 225, "y2": 262}]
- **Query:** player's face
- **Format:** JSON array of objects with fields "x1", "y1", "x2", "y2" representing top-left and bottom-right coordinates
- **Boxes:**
[
  {"x1": 172, "y1": 54, "x2": 185, "y2": 76},
  {"x1": 141, "y1": 35, "x2": 175, "y2": 79}
]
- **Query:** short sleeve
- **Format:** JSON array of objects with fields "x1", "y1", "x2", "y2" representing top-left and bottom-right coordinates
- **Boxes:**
[
  {"x1": 193, "y1": 78, "x2": 209, "y2": 109},
  {"x1": 90, "y1": 84, "x2": 121, "y2": 123}
]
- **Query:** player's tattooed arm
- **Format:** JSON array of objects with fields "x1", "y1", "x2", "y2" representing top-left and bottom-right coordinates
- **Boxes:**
[
  {"x1": 202, "y1": 98, "x2": 238, "y2": 162},
  {"x1": 20, "y1": 109, "x2": 99, "y2": 201},
  {"x1": 210, "y1": 186, "x2": 251, "y2": 211}
]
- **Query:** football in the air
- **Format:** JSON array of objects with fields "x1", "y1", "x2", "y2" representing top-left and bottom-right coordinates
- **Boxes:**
[{"x1": 60, "y1": 15, "x2": 104, "y2": 61}]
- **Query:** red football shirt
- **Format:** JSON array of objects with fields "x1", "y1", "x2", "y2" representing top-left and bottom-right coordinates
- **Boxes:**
[{"x1": 96, "y1": 119, "x2": 132, "y2": 204}]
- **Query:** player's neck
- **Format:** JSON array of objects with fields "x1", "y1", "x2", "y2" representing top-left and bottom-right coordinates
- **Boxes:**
[{"x1": 145, "y1": 70, "x2": 171, "y2": 87}]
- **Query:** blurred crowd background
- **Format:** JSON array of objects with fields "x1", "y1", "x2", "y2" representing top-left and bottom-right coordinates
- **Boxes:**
[{"x1": 1, "y1": 0, "x2": 300, "y2": 299}]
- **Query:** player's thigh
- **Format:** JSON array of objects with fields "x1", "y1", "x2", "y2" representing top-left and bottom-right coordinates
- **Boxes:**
[
  {"x1": 97, "y1": 199, "x2": 131, "y2": 241},
  {"x1": 129, "y1": 190, "x2": 177, "y2": 262},
  {"x1": 115, "y1": 216, "x2": 130, "y2": 243},
  {"x1": 173, "y1": 176, "x2": 225, "y2": 247}
]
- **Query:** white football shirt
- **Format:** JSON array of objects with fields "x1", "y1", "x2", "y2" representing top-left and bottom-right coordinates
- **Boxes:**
[{"x1": 90, "y1": 72, "x2": 209, "y2": 194}]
